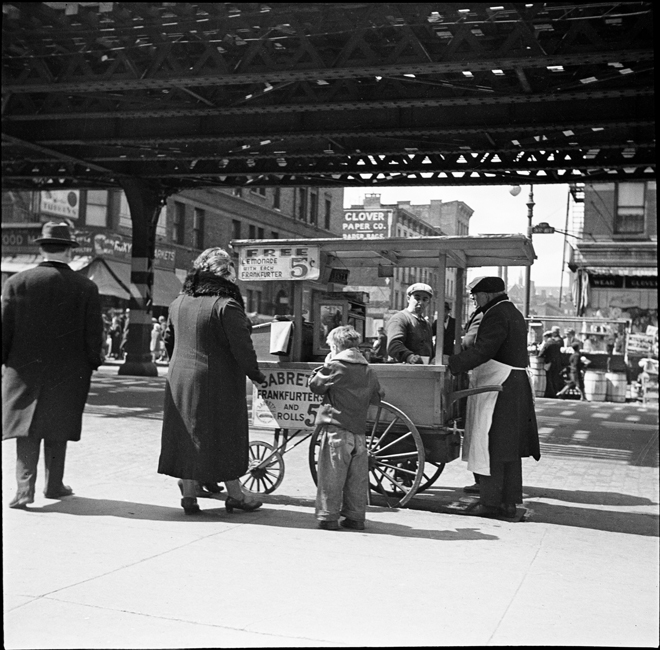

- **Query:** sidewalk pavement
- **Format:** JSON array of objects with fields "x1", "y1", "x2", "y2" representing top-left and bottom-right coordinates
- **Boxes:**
[{"x1": 3, "y1": 364, "x2": 659, "y2": 648}]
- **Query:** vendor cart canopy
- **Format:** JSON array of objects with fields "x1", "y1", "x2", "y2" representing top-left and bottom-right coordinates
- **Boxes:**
[{"x1": 231, "y1": 234, "x2": 536, "y2": 270}]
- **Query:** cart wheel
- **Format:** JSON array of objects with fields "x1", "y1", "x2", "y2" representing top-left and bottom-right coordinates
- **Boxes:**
[
  {"x1": 415, "y1": 461, "x2": 446, "y2": 493},
  {"x1": 365, "y1": 402, "x2": 425, "y2": 507},
  {"x1": 240, "y1": 441, "x2": 284, "y2": 494},
  {"x1": 308, "y1": 403, "x2": 426, "y2": 508}
]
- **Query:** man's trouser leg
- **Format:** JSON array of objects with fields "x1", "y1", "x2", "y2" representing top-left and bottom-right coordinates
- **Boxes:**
[
  {"x1": 15, "y1": 437, "x2": 41, "y2": 503},
  {"x1": 43, "y1": 440, "x2": 68, "y2": 495},
  {"x1": 479, "y1": 459, "x2": 523, "y2": 507}
]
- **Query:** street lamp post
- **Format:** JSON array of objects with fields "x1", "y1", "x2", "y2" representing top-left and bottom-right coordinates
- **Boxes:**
[
  {"x1": 524, "y1": 185, "x2": 535, "y2": 318},
  {"x1": 510, "y1": 183, "x2": 535, "y2": 318}
]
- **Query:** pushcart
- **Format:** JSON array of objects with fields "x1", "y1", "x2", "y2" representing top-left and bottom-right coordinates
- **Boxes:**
[{"x1": 232, "y1": 235, "x2": 535, "y2": 507}]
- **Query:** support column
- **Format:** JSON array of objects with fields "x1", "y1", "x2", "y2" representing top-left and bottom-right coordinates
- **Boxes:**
[{"x1": 117, "y1": 178, "x2": 170, "y2": 377}]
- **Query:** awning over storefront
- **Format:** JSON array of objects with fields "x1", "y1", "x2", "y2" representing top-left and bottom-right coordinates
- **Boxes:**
[
  {"x1": 76, "y1": 258, "x2": 182, "y2": 306},
  {"x1": 1, "y1": 254, "x2": 42, "y2": 274}
]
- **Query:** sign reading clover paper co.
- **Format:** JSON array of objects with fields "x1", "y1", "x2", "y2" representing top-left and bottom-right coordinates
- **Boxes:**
[{"x1": 238, "y1": 244, "x2": 320, "y2": 281}]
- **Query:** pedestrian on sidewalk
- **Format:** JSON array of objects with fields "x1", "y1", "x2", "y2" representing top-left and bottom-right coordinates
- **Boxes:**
[
  {"x1": 447, "y1": 276, "x2": 540, "y2": 519},
  {"x1": 557, "y1": 342, "x2": 590, "y2": 401},
  {"x1": 309, "y1": 325, "x2": 384, "y2": 531},
  {"x1": 158, "y1": 247, "x2": 266, "y2": 515},
  {"x1": 2, "y1": 221, "x2": 105, "y2": 509}
]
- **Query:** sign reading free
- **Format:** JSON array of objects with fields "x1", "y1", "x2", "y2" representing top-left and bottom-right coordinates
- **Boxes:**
[
  {"x1": 252, "y1": 367, "x2": 323, "y2": 429},
  {"x1": 238, "y1": 245, "x2": 320, "y2": 281},
  {"x1": 342, "y1": 209, "x2": 392, "y2": 239}
]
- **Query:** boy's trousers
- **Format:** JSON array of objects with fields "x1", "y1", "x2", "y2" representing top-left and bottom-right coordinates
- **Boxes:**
[{"x1": 315, "y1": 425, "x2": 368, "y2": 522}]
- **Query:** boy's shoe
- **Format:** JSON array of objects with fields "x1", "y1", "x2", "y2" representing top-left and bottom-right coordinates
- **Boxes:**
[
  {"x1": 318, "y1": 520, "x2": 339, "y2": 530},
  {"x1": 340, "y1": 518, "x2": 365, "y2": 531}
]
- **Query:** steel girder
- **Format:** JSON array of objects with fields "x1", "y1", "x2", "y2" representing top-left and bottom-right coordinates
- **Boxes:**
[{"x1": 1, "y1": 2, "x2": 655, "y2": 191}]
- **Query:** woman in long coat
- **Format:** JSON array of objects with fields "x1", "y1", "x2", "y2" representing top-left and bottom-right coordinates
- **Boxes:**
[{"x1": 158, "y1": 247, "x2": 266, "y2": 515}]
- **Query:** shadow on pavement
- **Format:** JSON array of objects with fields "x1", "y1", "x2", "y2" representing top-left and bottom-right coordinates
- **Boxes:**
[
  {"x1": 524, "y1": 502, "x2": 659, "y2": 537},
  {"x1": 24, "y1": 496, "x2": 500, "y2": 542},
  {"x1": 524, "y1": 485, "x2": 657, "y2": 507}
]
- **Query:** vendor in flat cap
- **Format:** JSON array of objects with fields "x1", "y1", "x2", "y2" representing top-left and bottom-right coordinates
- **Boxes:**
[
  {"x1": 447, "y1": 276, "x2": 540, "y2": 519},
  {"x1": 2, "y1": 221, "x2": 105, "y2": 509},
  {"x1": 386, "y1": 283, "x2": 434, "y2": 364}
]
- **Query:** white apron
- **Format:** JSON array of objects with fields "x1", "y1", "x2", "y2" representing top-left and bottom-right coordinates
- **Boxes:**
[{"x1": 462, "y1": 359, "x2": 530, "y2": 476}]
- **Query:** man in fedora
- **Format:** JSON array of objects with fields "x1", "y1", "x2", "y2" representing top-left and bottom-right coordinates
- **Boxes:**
[
  {"x1": 2, "y1": 221, "x2": 105, "y2": 508},
  {"x1": 447, "y1": 276, "x2": 540, "y2": 519}
]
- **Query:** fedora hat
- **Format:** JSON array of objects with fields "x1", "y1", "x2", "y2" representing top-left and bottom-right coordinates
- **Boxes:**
[{"x1": 34, "y1": 221, "x2": 79, "y2": 247}]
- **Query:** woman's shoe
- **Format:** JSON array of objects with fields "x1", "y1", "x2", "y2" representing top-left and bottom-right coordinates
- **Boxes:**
[
  {"x1": 181, "y1": 497, "x2": 201, "y2": 515},
  {"x1": 225, "y1": 495, "x2": 262, "y2": 513}
]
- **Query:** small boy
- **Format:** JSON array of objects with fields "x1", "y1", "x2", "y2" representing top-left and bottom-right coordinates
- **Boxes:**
[{"x1": 309, "y1": 326, "x2": 384, "y2": 531}]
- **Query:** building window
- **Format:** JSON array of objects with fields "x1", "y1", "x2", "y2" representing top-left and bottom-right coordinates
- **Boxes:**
[
  {"x1": 85, "y1": 190, "x2": 108, "y2": 227},
  {"x1": 249, "y1": 224, "x2": 256, "y2": 239},
  {"x1": 273, "y1": 188, "x2": 281, "y2": 210},
  {"x1": 193, "y1": 208, "x2": 205, "y2": 249},
  {"x1": 253, "y1": 187, "x2": 266, "y2": 196},
  {"x1": 271, "y1": 231, "x2": 279, "y2": 239},
  {"x1": 173, "y1": 202, "x2": 185, "y2": 244},
  {"x1": 310, "y1": 192, "x2": 318, "y2": 226},
  {"x1": 615, "y1": 182, "x2": 645, "y2": 234},
  {"x1": 298, "y1": 188, "x2": 307, "y2": 221},
  {"x1": 324, "y1": 198, "x2": 331, "y2": 230}
]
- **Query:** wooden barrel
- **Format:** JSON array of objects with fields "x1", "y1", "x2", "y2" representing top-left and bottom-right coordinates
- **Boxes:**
[
  {"x1": 529, "y1": 356, "x2": 547, "y2": 397},
  {"x1": 584, "y1": 370, "x2": 607, "y2": 402},
  {"x1": 605, "y1": 371, "x2": 627, "y2": 403}
]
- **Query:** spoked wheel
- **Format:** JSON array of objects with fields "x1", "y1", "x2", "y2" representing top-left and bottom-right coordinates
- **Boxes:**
[
  {"x1": 240, "y1": 440, "x2": 284, "y2": 494},
  {"x1": 365, "y1": 402, "x2": 425, "y2": 507},
  {"x1": 308, "y1": 403, "x2": 426, "y2": 508},
  {"x1": 415, "y1": 461, "x2": 446, "y2": 493}
]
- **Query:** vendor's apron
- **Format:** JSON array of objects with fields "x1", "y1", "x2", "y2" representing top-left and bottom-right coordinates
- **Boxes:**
[{"x1": 462, "y1": 359, "x2": 531, "y2": 476}]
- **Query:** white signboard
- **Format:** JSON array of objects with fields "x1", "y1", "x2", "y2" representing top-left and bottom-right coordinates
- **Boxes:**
[
  {"x1": 238, "y1": 244, "x2": 320, "y2": 281},
  {"x1": 251, "y1": 367, "x2": 324, "y2": 429},
  {"x1": 40, "y1": 190, "x2": 80, "y2": 220},
  {"x1": 342, "y1": 209, "x2": 392, "y2": 239}
]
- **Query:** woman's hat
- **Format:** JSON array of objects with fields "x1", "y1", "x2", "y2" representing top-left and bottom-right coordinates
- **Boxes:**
[
  {"x1": 468, "y1": 276, "x2": 505, "y2": 293},
  {"x1": 34, "y1": 221, "x2": 79, "y2": 247}
]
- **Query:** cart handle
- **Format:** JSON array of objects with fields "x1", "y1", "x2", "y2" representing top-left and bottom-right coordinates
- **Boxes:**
[{"x1": 447, "y1": 385, "x2": 503, "y2": 407}]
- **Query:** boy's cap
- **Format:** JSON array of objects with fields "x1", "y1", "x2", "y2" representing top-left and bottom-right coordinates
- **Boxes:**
[{"x1": 407, "y1": 283, "x2": 433, "y2": 297}]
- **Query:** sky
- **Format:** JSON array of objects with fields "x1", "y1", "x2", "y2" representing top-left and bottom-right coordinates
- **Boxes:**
[{"x1": 343, "y1": 183, "x2": 573, "y2": 290}]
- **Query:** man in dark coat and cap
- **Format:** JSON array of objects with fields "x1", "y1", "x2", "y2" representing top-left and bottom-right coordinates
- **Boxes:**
[
  {"x1": 2, "y1": 221, "x2": 105, "y2": 509},
  {"x1": 447, "y1": 276, "x2": 540, "y2": 519}
]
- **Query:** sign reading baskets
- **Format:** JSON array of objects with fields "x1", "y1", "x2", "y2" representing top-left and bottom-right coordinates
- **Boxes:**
[{"x1": 342, "y1": 209, "x2": 392, "y2": 239}]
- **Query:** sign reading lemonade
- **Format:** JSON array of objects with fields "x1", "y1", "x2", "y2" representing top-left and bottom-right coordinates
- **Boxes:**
[
  {"x1": 238, "y1": 245, "x2": 320, "y2": 281},
  {"x1": 252, "y1": 367, "x2": 323, "y2": 429}
]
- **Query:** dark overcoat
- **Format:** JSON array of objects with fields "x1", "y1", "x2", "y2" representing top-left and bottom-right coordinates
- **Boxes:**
[
  {"x1": 2, "y1": 261, "x2": 104, "y2": 442},
  {"x1": 157, "y1": 272, "x2": 263, "y2": 482},
  {"x1": 448, "y1": 295, "x2": 540, "y2": 463}
]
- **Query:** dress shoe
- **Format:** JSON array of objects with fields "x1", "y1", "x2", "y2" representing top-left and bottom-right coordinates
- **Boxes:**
[
  {"x1": 463, "y1": 483, "x2": 480, "y2": 494},
  {"x1": 181, "y1": 497, "x2": 201, "y2": 515},
  {"x1": 340, "y1": 518, "x2": 365, "y2": 531},
  {"x1": 467, "y1": 503, "x2": 499, "y2": 518},
  {"x1": 225, "y1": 495, "x2": 262, "y2": 513},
  {"x1": 44, "y1": 485, "x2": 74, "y2": 499},
  {"x1": 318, "y1": 520, "x2": 339, "y2": 530},
  {"x1": 9, "y1": 494, "x2": 34, "y2": 509},
  {"x1": 499, "y1": 504, "x2": 517, "y2": 518}
]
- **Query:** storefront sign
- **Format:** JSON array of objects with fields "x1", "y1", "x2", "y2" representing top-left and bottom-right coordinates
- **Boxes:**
[
  {"x1": 238, "y1": 245, "x2": 320, "y2": 281},
  {"x1": 91, "y1": 231, "x2": 175, "y2": 269},
  {"x1": 40, "y1": 190, "x2": 80, "y2": 220},
  {"x1": 627, "y1": 333, "x2": 654, "y2": 355},
  {"x1": 590, "y1": 275, "x2": 624, "y2": 289},
  {"x1": 342, "y1": 209, "x2": 392, "y2": 240},
  {"x1": 251, "y1": 368, "x2": 324, "y2": 429},
  {"x1": 627, "y1": 276, "x2": 657, "y2": 289},
  {"x1": 589, "y1": 274, "x2": 656, "y2": 290},
  {"x1": 1, "y1": 226, "x2": 41, "y2": 250}
]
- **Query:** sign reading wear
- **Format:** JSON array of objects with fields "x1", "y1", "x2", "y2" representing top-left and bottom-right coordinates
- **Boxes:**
[
  {"x1": 251, "y1": 367, "x2": 324, "y2": 430},
  {"x1": 342, "y1": 209, "x2": 392, "y2": 239},
  {"x1": 238, "y1": 245, "x2": 320, "y2": 281}
]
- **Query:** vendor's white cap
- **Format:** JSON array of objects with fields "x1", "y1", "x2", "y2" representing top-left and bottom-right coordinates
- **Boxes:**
[{"x1": 407, "y1": 283, "x2": 433, "y2": 297}]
